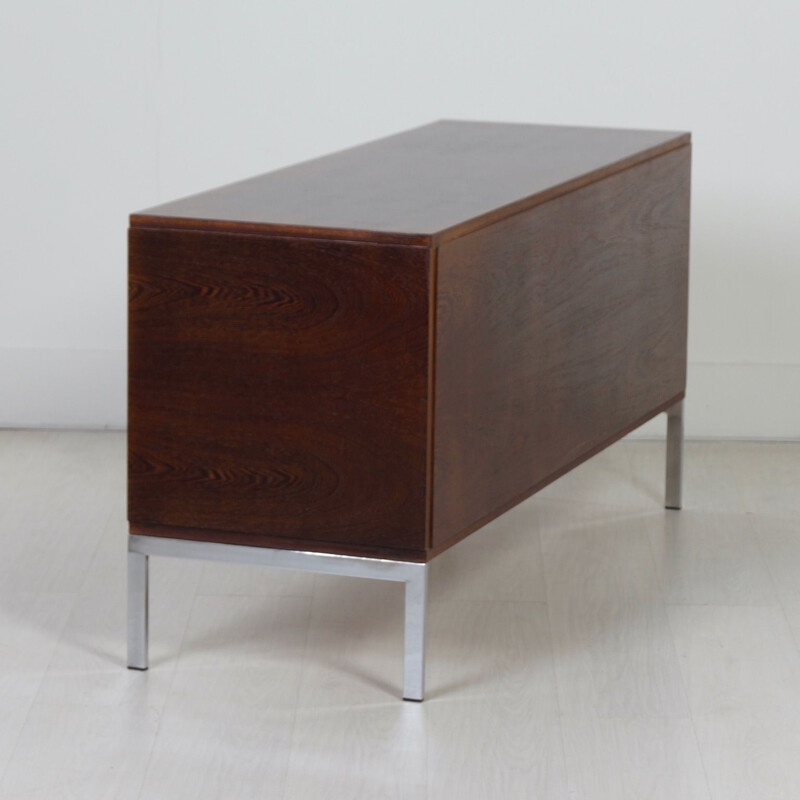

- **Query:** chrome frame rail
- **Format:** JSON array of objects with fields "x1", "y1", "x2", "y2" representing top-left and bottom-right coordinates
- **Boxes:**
[{"x1": 127, "y1": 534, "x2": 428, "y2": 701}]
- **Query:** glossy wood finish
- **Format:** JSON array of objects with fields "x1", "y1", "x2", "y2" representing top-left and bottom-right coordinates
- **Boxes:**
[
  {"x1": 132, "y1": 120, "x2": 689, "y2": 246},
  {"x1": 128, "y1": 229, "x2": 429, "y2": 553},
  {"x1": 129, "y1": 120, "x2": 691, "y2": 561},
  {"x1": 431, "y1": 145, "x2": 691, "y2": 551}
]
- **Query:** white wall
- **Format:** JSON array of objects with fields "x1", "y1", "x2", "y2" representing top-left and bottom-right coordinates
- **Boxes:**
[{"x1": 2, "y1": 0, "x2": 798, "y2": 437}]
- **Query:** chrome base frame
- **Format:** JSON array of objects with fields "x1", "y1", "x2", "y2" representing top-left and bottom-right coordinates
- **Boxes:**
[
  {"x1": 127, "y1": 534, "x2": 428, "y2": 701},
  {"x1": 665, "y1": 398, "x2": 684, "y2": 510}
]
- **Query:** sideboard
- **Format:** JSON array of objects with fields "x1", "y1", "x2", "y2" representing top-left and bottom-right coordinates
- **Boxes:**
[{"x1": 127, "y1": 120, "x2": 690, "y2": 700}]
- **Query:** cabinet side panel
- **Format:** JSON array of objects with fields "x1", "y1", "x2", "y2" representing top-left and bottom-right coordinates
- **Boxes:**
[
  {"x1": 128, "y1": 229, "x2": 429, "y2": 552},
  {"x1": 432, "y1": 146, "x2": 690, "y2": 549}
]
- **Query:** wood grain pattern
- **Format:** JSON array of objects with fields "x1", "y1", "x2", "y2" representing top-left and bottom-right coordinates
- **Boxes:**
[
  {"x1": 430, "y1": 145, "x2": 691, "y2": 551},
  {"x1": 131, "y1": 120, "x2": 688, "y2": 246},
  {"x1": 128, "y1": 228, "x2": 429, "y2": 554}
]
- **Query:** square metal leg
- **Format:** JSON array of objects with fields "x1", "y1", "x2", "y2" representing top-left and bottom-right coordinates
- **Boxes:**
[
  {"x1": 665, "y1": 399, "x2": 684, "y2": 510},
  {"x1": 127, "y1": 550, "x2": 149, "y2": 670},
  {"x1": 402, "y1": 564, "x2": 428, "y2": 701}
]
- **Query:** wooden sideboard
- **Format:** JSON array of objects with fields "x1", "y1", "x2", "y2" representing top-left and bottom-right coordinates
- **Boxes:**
[{"x1": 127, "y1": 120, "x2": 690, "y2": 699}]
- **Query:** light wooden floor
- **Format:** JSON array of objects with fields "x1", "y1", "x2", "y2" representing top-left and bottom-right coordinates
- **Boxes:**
[{"x1": 1, "y1": 431, "x2": 799, "y2": 799}]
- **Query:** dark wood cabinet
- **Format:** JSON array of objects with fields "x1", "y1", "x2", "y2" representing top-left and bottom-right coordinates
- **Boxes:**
[{"x1": 127, "y1": 120, "x2": 690, "y2": 699}]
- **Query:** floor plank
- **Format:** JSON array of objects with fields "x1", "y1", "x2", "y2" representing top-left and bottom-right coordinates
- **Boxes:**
[
  {"x1": 538, "y1": 499, "x2": 690, "y2": 717},
  {"x1": 559, "y1": 716, "x2": 710, "y2": 800}
]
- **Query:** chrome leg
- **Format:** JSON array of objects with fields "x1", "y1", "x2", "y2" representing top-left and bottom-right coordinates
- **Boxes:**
[
  {"x1": 665, "y1": 399, "x2": 684, "y2": 510},
  {"x1": 127, "y1": 550, "x2": 149, "y2": 670},
  {"x1": 403, "y1": 563, "x2": 428, "y2": 702}
]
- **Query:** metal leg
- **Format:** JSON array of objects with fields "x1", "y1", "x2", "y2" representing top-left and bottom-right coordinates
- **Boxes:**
[
  {"x1": 403, "y1": 563, "x2": 428, "y2": 701},
  {"x1": 127, "y1": 550, "x2": 149, "y2": 670},
  {"x1": 665, "y1": 399, "x2": 684, "y2": 510}
]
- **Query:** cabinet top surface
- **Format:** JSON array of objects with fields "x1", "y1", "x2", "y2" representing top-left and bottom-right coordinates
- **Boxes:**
[{"x1": 132, "y1": 120, "x2": 689, "y2": 245}]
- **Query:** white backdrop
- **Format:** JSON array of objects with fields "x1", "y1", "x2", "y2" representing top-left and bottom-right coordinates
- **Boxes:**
[{"x1": 1, "y1": 0, "x2": 798, "y2": 437}]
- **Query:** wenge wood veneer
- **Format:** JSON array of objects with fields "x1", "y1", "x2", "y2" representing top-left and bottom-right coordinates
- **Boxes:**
[{"x1": 129, "y1": 120, "x2": 691, "y2": 563}]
